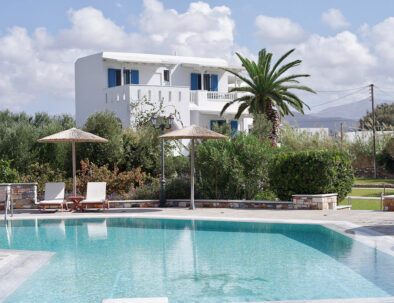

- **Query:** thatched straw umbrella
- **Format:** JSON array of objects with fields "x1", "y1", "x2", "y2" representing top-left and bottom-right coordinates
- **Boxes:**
[
  {"x1": 37, "y1": 128, "x2": 108, "y2": 196},
  {"x1": 159, "y1": 125, "x2": 228, "y2": 210}
]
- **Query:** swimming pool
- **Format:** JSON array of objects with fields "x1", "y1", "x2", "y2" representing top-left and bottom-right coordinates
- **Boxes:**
[{"x1": 0, "y1": 217, "x2": 393, "y2": 302}]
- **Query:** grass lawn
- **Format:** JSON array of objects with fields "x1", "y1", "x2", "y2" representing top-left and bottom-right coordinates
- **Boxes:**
[
  {"x1": 339, "y1": 188, "x2": 394, "y2": 210},
  {"x1": 355, "y1": 177, "x2": 394, "y2": 185}
]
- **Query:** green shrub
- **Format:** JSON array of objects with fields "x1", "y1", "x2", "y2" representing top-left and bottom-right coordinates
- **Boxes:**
[
  {"x1": 166, "y1": 176, "x2": 191, "y2": 199},
  {"x1": 20, "y1": 162, "x2": 66, "y2": 195},
  {"x1": 0, "y1": 159, "x2": 19, "y2": 183},
  {"x1": 196, "y1": 133, "x2": 277, "y2": 199},
  {"x1": 76, "y1": 160, "x2": 146, "y2": 196},
  {"x1": 378, "y1": 137, "x2": 394, "y2": 173},
  {"x1": 270, "y1": 150, "x2": 354, "y2": 201},
  {"x1": 133, "y1": 179, "x2": 160, "y2": 200}
]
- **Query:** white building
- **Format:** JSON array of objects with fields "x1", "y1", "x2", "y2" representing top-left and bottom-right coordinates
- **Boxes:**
[{"x1": 75, "y1": 52, "x2": 252, "y2": 132}]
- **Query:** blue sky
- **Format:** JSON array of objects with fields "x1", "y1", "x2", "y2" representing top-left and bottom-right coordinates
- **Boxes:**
[{"x1": 1, "y1": 0, "x2": 394, "y2": 115}]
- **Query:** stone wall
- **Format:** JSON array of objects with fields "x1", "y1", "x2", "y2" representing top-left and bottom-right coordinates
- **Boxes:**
[
  {"x1": 383, "y1": 195, "x2": 394, "y2": 211},
  {"x1": 355, "y1": 167, "x2": 394, "y2": 179},
  {"x1": 292, "y1": 194, "x2": 338, "y2": 210},
  {"x1": 108, "y1": 200, "x2": 294, "y2": 209},
  {"x1": 0, "y1": 183, "x2": 37, "y2": 210}
]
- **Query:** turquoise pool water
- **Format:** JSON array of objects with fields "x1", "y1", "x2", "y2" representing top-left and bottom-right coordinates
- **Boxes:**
[{"x1": 0, "y1": 217, "x2": 393, "y2": 302}]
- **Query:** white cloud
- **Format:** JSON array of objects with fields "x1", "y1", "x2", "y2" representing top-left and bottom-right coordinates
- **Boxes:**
[
  {"x1": 254, "y1": 15, "x2": 307, "y2": 44},
  {"x1": 361, "y1": 17, "x2": 394, "y2": 64},
  {"x1": 321, "y1": 8, "x2": 350, "y2": 29},
  {"x1": 138, "y1": 0, "x2": 235, "y2": 58},
  {"x1": 0, "y1": 1, "x2": 238, "y2": 113}
]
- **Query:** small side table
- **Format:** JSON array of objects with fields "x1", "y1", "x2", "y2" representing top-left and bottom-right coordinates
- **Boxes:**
[{"x1": 69, "y1": 196, "x2": 85, "y2": 212}]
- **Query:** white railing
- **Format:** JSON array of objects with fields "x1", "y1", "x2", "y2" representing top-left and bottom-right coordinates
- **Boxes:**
[
  {"x1": 105, "y1": 86, "x2": 130, "y2": 103},
  {"x1": 207, "y1": 92, "x2": 237, "y2": 101},
  {"x1": 190, "y1": 91, "x2": 198, "y2": 105}
]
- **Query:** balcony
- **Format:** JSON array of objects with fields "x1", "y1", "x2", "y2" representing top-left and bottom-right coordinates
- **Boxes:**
[
  {"x1": 189, "y1": 90, "x2": 245, "y2": 115},
  {"x1": 105, "y1": 84, "x2": 190, "y2": 104}
]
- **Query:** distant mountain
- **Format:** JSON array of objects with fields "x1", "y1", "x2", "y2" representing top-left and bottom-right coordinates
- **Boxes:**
[
  {"x1": 313, "y1": 98, "x2": 392, "y2": 120},
  {"x1": 283, "y1": 112, "x2": 358, "y2": 132},
  {"x1": 282, "y1": 99, "x2": 393, "y2": 132}
]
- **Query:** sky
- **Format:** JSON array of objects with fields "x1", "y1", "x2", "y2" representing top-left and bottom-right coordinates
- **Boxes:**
[{"x1": 1, "y1": 0, "x2": 394, "y2": 116}]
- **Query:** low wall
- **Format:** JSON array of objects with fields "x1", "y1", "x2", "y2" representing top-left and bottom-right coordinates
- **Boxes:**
[
  {"x1": 292, "y1": 194, "x2": 337, "y2": 210},
  {"x1": 355, "y1": 167, "x2": 394, "y2": 179},
  {"x1": 383, "y1": 195, "x2": 394, "y2": 211},
  {"x1": 108, "y1": 200, "x2": 294, "y2": 209},
  {"x1": 0, "y1": 183, "x2": 37, "y2": 210}
]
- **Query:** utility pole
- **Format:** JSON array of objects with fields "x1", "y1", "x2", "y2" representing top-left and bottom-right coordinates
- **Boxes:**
[
  {"x1": 370, "y1": 84, "x2": 377, "y2": 179},
  {"x1": 340, "y1": 123, "x2": 343, "y2": 150}
]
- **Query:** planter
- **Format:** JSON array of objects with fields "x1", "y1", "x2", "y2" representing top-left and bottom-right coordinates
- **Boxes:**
[
  {"x1": 383, "y1": 195, "x2": 394, "y2": 211},
  {"x1": 292, "y1": 193, "x2": 338, "y2": 210}
]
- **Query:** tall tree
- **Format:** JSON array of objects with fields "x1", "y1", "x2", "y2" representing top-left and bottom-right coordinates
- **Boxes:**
[
  {"x1": 221, "y1": 49, "x2": 315, "y2": 143},
  {"x1": 359, "y1": 102, "x2": 394, "y2": 130}
]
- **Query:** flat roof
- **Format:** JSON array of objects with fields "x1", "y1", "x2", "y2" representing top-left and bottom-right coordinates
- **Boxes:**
[{"x1": 100, "y1": 52, "x2": 243, "y2": 71}]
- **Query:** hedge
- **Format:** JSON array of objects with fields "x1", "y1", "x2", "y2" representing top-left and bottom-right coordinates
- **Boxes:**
[{"x1": 269, "y1": 150, "x2": 354, "y2": 201}]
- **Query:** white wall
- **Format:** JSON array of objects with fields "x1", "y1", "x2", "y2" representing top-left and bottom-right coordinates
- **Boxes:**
[{"x1": 75, "y1": 53, "x2": 107, "y2": 126}]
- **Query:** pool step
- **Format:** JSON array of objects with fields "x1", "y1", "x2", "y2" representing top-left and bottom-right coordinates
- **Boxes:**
[
  {"x1": 0, "y1": 249, "x2": 54, "y2": 302},
  {"x1": 102, "y1": 299, "x2": 168, "y2": 303}
]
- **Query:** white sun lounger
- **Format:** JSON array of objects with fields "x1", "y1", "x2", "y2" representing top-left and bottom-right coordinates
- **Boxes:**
[
  {"x1": 36, "y1": 182, "x2": 67, "y2": 211},
  {"x1": 80, "y1": 182, "x2": 109, "y2": 211}
]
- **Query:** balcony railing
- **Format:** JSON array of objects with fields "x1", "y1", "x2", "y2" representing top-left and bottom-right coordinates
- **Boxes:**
[{"x1": 207, "y1": 92, "x2": 238, "y2": 101}]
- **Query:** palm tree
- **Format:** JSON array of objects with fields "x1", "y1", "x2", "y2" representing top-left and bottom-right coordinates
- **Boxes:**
[{"x1": 221, "y1": 48, "x2": 315, "y2": 143}]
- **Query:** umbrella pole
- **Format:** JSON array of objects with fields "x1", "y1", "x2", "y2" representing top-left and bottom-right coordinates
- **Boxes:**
[
  {"x1": 72, "y1": 141, "x2": 76, "y2": 196},
  {"x1": 190, "y1": 138, "x2": 195, "y2": 210}
]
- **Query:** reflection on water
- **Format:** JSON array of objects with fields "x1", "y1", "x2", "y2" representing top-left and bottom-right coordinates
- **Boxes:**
[
  {"x1": 0, "y1": 218, "x2": 393, "y2": 303},
  {"x1": 84, "y1": 220, "x2": 108, "y2": 240}
]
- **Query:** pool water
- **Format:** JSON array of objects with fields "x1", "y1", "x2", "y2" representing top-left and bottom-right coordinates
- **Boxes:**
[{"x1": 0, "y1": 218, "x2": 393, "y2": 302}]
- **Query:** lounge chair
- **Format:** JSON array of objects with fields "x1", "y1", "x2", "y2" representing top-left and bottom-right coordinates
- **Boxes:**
[
  {"x1": 36, "y1": 182, "x2": 67, "y2": 211},
  {"x1": 80, "y1": 182, "x2": 109, "y2": 211}
]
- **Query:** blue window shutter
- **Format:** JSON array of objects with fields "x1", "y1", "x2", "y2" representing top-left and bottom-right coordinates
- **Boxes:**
[
  {"x1": 191, "y1": 73, "x2": 199, "y2": 90},
  {"x1": 211, "y1": 74, "x2": 218, "y2": 91},
  {"x1": 123, "y1": 70, "x2": 130, "y2": 85},
  {"x1": 210, "y1": 120, "x2": 215, "y2": 130},
  {"x1": 131, "y1": 70, "x2": 139, "y2": 84},
  {"x1": 230, "y1": 120, "x2": 238, "y2": 135},
  {"x1": 108, "y1": 69, "x2": 117, "y2": 88}
]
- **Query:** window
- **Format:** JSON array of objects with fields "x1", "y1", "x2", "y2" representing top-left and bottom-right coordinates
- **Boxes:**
[
  {"x1": 203, "y1": 74, "x2": 210, "y2": 91},
  {"x1": 230, "y1": 120, "x2": 238, "y2": 135},
  {"x1": 108, "y1": 68, "x2": 138, "y2": 87},
  {"x1": 164, "y1": 69, "x2": 170, "y2": 82},
  {"x1": 210, "y1": 120, "x2": 226, "y2": 130},
  {"x1": 190, "y1": 73, "x2": 218, "y2": 91},
  {"x1": 178, "y1": 91, "x2": 182, "y2": 101},
  {"x1": 169, "y1": 91, "x2": 172, "y2": 102},
  {"x1": 158, "y1": 90, "x2": 162, "y2": 101},
  {"x1": 123, "y1": 70, "x2": 130, "y2": 85}
]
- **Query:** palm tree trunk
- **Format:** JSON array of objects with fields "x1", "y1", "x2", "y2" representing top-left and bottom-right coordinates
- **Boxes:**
[{"x1": 265, "y1": 104, "x2": 280, "y2": 143}]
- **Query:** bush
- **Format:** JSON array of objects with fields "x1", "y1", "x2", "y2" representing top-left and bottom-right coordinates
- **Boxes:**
[
  {"x1": 20, "y1": 163, "x2": 66, "y2": 195},
  {"x1": 77, "y1": 160, "x2": 146, "y2": 197},
  {"x1": 196, "y1": 133, "x2": 277, "y2": 199},
  {"x1": 270, "y1": 150, "x2": 354, "y2": 201},
  {"x1": 378, "y1": 137, "x2": 394, "y2": 173},
  {"x1": 133, "y1": 179, "x2": 160, "y2": 200},
  {"x1": 0, "y1": 160, "x2": 19, "y2": 183},
  {"x1": 166, "y1": 176, "x2": 191, "y2": 199}
]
